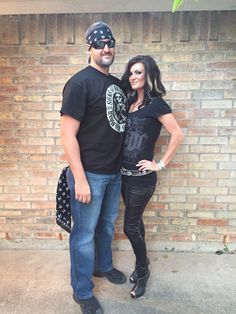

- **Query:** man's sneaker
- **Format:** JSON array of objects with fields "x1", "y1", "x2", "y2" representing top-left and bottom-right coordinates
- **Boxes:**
[
  {"x1": 93, "y1": 267, "x2": 127, "y2": 284},
  {"x1": 73, "y1": 294, "x2": 103, "y2": 314}
]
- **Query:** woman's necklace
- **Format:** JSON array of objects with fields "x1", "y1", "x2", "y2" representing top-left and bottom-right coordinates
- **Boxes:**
[{"x1": 130, "y1": 98, "x2": 144, "y2": 112}]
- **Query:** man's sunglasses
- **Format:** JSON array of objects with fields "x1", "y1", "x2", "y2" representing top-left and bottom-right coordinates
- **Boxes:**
[{"x1": 91, "y1": 40, "x2": 116, "y2": 50}]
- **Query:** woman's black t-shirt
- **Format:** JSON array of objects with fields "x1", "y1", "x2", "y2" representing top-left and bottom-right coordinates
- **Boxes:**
[{"x1": 122, "y1": 96, "x2": 172, "y2": 181}]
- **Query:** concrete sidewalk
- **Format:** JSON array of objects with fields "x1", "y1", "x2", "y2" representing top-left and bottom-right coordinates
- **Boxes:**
[{"x1": 0, "y1": 250, "x2": 235, "y2": 314}]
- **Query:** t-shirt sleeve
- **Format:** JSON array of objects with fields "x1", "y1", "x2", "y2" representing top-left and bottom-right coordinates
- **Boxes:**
[
  {"x1": 60, "y1": 80, "x2": 87, "y2": 122},
  {"x1": 151, "y1": 97, "x2": 172, "y2": 119}
]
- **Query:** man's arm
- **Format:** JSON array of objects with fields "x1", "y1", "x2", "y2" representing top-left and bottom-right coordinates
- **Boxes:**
[{"x1": 60, "y1": 114, "x2": 91, "y2": 203}]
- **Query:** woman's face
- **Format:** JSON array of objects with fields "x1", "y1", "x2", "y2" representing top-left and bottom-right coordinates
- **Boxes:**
[{"x1": 129, "y1": 62, "x2": 145, "y2": 91}]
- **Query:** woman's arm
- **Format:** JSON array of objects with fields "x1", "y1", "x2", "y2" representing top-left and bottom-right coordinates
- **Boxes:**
[{"x1": 137, "y1": 113, "x2": 184, "y2": 172}]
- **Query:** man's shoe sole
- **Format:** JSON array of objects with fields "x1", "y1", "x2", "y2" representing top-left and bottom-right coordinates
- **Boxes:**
[
  {"x1": 73, "y1": 294, "x2": 80, "y2": 305},
  {"x1": 73, "y1": 294, "x2": 104, "y2": 314}
]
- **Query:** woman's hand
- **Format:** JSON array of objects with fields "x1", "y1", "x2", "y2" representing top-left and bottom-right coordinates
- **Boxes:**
[{"x1": 136, "y1": 159, "x2": 161, "y2": 172}]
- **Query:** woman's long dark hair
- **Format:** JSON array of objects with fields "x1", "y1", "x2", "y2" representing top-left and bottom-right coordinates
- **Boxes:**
[{"x1": 121, "y1": 55, "x2": 166, "y2": 107}]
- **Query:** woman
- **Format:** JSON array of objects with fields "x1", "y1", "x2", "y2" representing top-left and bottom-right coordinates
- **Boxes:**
[{"x1": 121, "y1": 55, "x2": 184, "y2": 298}]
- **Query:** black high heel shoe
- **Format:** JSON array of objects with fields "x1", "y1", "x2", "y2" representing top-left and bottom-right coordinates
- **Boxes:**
[
  {"x1": 130, "y1": 270, "x2": 150, "y2": 298},
  {"x1": 129, "y1": 257, "x2": 150, "y2": 284}
]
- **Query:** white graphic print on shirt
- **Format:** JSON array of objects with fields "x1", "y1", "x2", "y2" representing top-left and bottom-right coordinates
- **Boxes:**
[{"x1": 106, "y1": 84, "x2": 127, "y2": 133}]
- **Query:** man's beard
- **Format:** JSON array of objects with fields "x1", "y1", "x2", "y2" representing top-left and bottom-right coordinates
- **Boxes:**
[{"x1": 96, "y1": 54, "x2": 115, "y2": 68}]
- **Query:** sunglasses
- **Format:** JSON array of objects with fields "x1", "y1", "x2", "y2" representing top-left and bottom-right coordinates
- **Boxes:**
[{"x1": 91, "y1": 40, "x2": 116, "y2": 50}]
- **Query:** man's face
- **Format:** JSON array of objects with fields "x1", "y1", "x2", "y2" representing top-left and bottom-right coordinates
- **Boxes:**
[{"x1": 90, "y1": 39, "x2": 115, "y2": 68}]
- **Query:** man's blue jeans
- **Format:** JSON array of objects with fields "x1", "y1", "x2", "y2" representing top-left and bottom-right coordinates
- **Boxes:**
[{"x1": 67, "y1": 168, "x2": 121, "y2": 299}]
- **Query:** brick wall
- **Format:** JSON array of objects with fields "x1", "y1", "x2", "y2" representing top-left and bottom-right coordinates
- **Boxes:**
[{"x1": 0, "y1": 12, "x2": 235, "y2": 251}]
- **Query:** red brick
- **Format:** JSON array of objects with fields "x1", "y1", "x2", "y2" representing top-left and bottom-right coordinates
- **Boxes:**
[
  {"x1": 208, "y1": 62, "x2": 236, "y2": 70},
  {"x1": 170, "y1": 234, "x2": 192, "y2": 241},
  {"x1": 51, "y1": 65, "x2": 81, "y2": 74},
  {"x1": 0, "y1": 66, "x2": 20, "y2": 74},
  {"x1": 148, "y1": 203, "x2": 167, "y2": 210},
  {"x1": 197, "y1": 234, "x2": 224, "y2": 242},
  {"x1": 224, "y1": 109, "x2": 236, "y2": 118},
  {"x1": 13, "y1": 76, "x2": 41, "y2": 84},
  {"x1": 10, "y1": 57, "x2": 38, "y2": 65},
  {"x1": 40, "y1": 56, "x2": 70, "y2": 64},
  {"x1": 23, "y1": 66, "x2": 51, "y2": 75},
  {"x1": 197, "y1": 219, "x2": 227, "y2": 227},
  {"x1": 114, "y1": 233, "x2": 127, "y2": 240},
  {"x1": 0, "y1": 47, "x2": 19, "y2": 56},
  {"x1": 198, "y1": 203, "x2": 227, "y2": 211},
  {"x1": 193, "y1": 110, "x2": 220, "y2": 118},
  {"x1": 0, "y1": 77, "x2": 12, "y2": 84},
  {"x1": 230, "y1": 235, "x2": 236, "y2": 242},
  {"x1": 34, "y1": 232, "x2": 59, "y2": 239}
]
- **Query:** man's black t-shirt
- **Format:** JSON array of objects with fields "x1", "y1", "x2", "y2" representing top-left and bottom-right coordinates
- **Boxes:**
[
  {"x1": 122, "y1": 96, "x2": 172, "y2": 171},
  {"x1": 61, "y1": 66, "x2": 127, "y2": 174}
]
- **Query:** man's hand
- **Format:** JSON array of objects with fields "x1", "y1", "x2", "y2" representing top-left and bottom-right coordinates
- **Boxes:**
[{"x1": 75, "y1": 179, "x2": 91, "y2": 204}]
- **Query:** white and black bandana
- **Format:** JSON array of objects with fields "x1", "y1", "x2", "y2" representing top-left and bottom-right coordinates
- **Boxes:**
[
  {"x1": 56, "y1": 166, "x2": 71, "y2": 233},
  {"x1": 86, "y1": 25, "x2": 115, "y2": 46}
]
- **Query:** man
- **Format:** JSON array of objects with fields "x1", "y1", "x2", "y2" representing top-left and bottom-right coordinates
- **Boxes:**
[{"x1": 60, "y1": 22, "x2": 127, "y2": 314}]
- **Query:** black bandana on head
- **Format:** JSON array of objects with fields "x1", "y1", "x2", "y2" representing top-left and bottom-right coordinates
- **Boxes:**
[{"x1": 86, "y1": 25, "x2": 115, "y2": 46}]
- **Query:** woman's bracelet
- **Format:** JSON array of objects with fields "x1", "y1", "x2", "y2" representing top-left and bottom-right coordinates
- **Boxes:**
[{"x1": 156, "y1": 160, "x2": 166, "y2": 171}]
